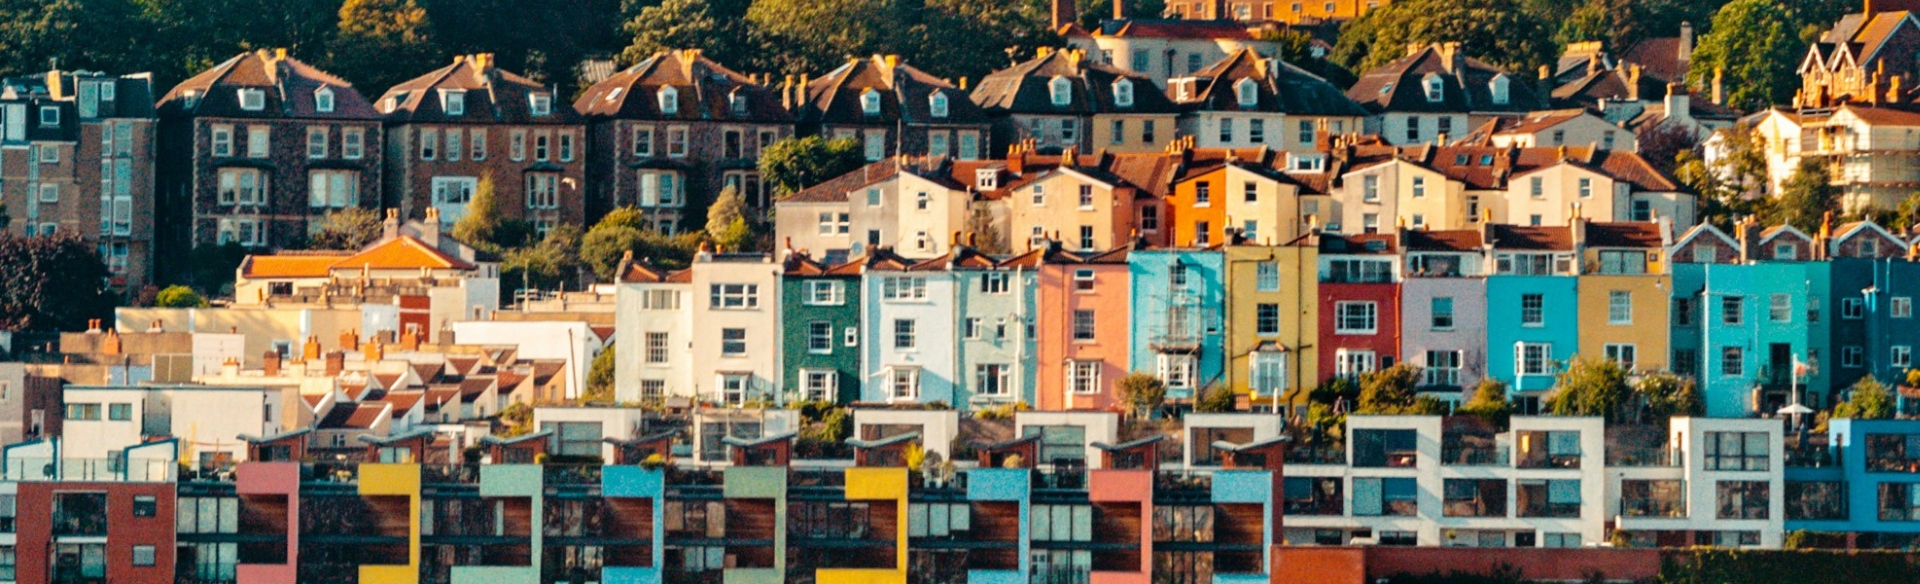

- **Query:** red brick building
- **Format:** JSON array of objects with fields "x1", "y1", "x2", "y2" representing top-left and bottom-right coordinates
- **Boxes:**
[
  {"x1": 379, "y1": 54, "x2": 586, "y2": 238},
  {"x1": 14, "y1": 479, "x2": 176, "y2": 584}
]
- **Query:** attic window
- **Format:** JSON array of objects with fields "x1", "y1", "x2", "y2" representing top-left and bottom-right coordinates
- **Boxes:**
[
  {"x1": 1113, "y1": 78, "x2": 1134, "y2": 107},
  {"x1": 238, "y1": 88, "x2": 266, "y2": 111},
  {"x1": 1049, "y1": 76, "x2": 1072, "y2": 107},
  {"x1": 930, "y1": 91, "x2": 949, "y2": 118},
  {"x1": 1235, "y1": 78, "x2": 1258, "y2": 107},
  {"x1": 730, "y1": 91, "x2": 748, "y2": 116},
  {"x1": 1489, "y1": 74, "x2": 1511, "y2": 105},
  {"x1": 315, "y1": 87, "x2": 335, "y2": 113},
  {"x1": 1479, "y1": 154, "x2": 1493, "y2": 165},
  {"x1": 1421, "y1": 73, "x2": 1444, "y2": 103},
  {"x1": 383, "y1": 92, "x2": 405, "y2": 114},
  {"x1": 529, "y1": 93, "x2": 552, "y2": 116},
  {"x1": 183, "y1": 89, "x2": 202, "y2": 109},
  {"x1": 605, "y1": 87, "x2": 623, "y2": 103},
  {"x1": 976, "y1": 168, "x2": 998, "y2": 190},
  {"x1": 657, "y1": 86, "x2": 679, "y2": 115},
  {"x1": 860, "y1": 88, "x2": 882, "y2": 116},
  {"x1": 441, "y1": 89, "x2": 466, "y2": 116}
]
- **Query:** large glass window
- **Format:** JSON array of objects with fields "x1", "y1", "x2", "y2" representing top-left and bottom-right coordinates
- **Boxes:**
[
  {"x1": 1866, "y1": 433, "x2": 1920, "y2": 472},
  {"x1": 1787, "y1": 480, "x2": 1848, "y2": 520},
  {"x1": 1704, "y1": 432, "x2": 1770, "y2": 471},
  {"x1": 1622, "y1": 480, "x2": 1686, "y2": 517},
  {"x1": 1716, "y1": 481, "x2": 1770, "y2": 519},
  {"x1": 1517, "y1": 479, "x2": 1581, "y2": 518},
  {"x1": 1353, "y1": 429, "x2": 1416, "y2": 468},
  {"x1": 1443, "y1": 479, "x2": 1507, "y2": 517},
  {"x1": 1283, "y1": 476, "x2": 1343, "y2": 515},
  {"x1": 1352, "y1": 477, "x2": 1417, "y2": 517}
]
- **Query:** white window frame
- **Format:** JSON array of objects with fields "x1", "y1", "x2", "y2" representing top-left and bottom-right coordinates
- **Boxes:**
[{"x1": 1335, "y1": 301, "x2": 1377, "y2": 334}]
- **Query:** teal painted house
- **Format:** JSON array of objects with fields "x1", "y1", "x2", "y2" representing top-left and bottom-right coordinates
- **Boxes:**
[
  {"x1": 1128, "y1": 246, "x2": 1227, "y2": 401},
  {"x1": 1483, "y1": 224, "x2": 1581, "y2": 409},
  {"x1": 1822, "y1": 221, "x2": 1916, "y2": 402},
  {"x1": 1668, "y1": 223, "x2": 1831, "y2": 418},
  {"x1": 950, "y1": 247, "x2": 1043, "y2": 408},
  {"x1": 781, "y1": 252, "x2": 864, "y2": 405}
]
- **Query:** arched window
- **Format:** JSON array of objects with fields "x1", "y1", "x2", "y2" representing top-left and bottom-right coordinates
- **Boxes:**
[
  {"x1": 1049, "y1": 76, "x2": 1073, "y2": 106},
  {"x1": 1235, "y1": 78, "x2": 1259, "y2": 107},
  {"x1": 929, "y1": 91, "x2": 949, "y2": 118},
  {"x1": 657, "y1": 86, "x2": 680, "y2": 115},
  {"x1": 314, "y1": 87, "x2": 335, "y2": 113},
  {"x1": 1112, "y1": 78, "x2": 1135, "y2": 107}
]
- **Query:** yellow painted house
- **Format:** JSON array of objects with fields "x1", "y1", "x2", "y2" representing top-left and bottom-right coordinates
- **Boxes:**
[
  {"x1": 1223, "y1": 243, "x2": 1318, "y2": 412},
  {"x1": 1574, "y1": 219, "x2": 1672, "y2": 374}
]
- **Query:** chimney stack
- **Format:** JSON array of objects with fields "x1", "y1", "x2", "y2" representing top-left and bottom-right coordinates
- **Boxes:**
[
  {"x1": 1051, "y1": 0, "x2": 1077, "y2": 29},
  {"x1": 325, "y1": 350, "x2": 345, "y2": 376},
  {"x1": 1712, "y1": 67, "x2": 1725, "y2": 105},
  {"x1": 1114, "y1": 0, "x2": 1126, "y2": 20},
  {"x1": 423, "y1": 207, "x2": 442, "y2": 246},
  {"x1": 304, "y1": 335, "x2": 322, "y2": 360},
  {"x1": 340, "y1": 329, "x2": 360, "y2": 351},
  {"x1": 1627, "y1": 65, "x2": 1642, "y2": 102},
  {"x1": 263, "y1": 350, "x2": 282, "y2": 376},
  {"x1": 1678, "y1": 22, "x2": 1694, "y2": 67}
]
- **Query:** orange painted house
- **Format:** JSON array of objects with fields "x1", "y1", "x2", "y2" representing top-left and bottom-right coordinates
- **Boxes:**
[{"x1": 1035, "y1": 243, "x2": 1134, "y2": 411}]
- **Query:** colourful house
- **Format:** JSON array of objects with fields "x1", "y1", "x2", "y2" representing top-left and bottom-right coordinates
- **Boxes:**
[
  {"x1": 1397, "y1": 229, "x2": 1488, "y2": 401},
  {"x1": 781, "y1": 252, "x2": 863, "y2": 405},
  {"x1": 1483, "y1": 224, "x2": 1580, "y2": 409},
  {"x1": 1222, "y1": 243, "x2": 1318, "y2": 412},
  {"x1": 1128, "y1": 246, "x2": 1227, "y2": 401},
  {"x1": 1317, "y1": 233, "x2": 1402, "y2": 385},
  {"x1": 1670, "y1": 222, "x2": 1832, "y2": 417},
  {"x1": 953, "y1": 247, "x2": 1042, "y2": 408},
  {"x1": 1824, "y1": 221, "x2": 1917, "y2": 397},
  {"x1": 859, "y1": 248, "x2": 955, "y2": 405},
  {"x1": 1575, "y1": 221, "x2": 1672, "y2": 378},
  {"x1": 1035, "y1": 244, "x2": 1133, "y2": 410}
]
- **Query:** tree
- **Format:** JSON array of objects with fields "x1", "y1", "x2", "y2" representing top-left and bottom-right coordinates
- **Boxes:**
[
  {"x1": 1332, "y1": 0, "x2": 1558, "y2": 82},
  {"x1": 502, "y1": 223, "x2": 582, "y2": 295},
  {"x1": 1260, "y1": 27, "x2": 1356, "y2": 89},
  {"x1": 0, "y1": 231, "x2": 113, "y2": 332},
  {"x1": 1764, "y1": 157, "x2": 1839, "y2": 235},
  {"x1": 1833, "y1": 375, "x2": 1896, "y2": 420},
  {"x1": 1356, "y1": 364, "x2": 1418, "y2": 414},
  {"x1": 1635, "y1": 372, "x2": 1703, "y2": 422},
  {"x1": 329, "y1": 0, "x2": 441, "y2": 96},
  {"x1": 1635, "y1": 122, "x2": 1699, "y2": 176},
  {"x1": 759, "y1": 136, "x2": 867, "y2": 197},
  {"x1": 1194, "y1": 383, "x2": 1237, "y2": 413},
  {"x1": 580, "y1": 225, "x2": 647, "y2": 281},
  {"x1": 307, "y1": 207, "x2": 383, "y2": 250},
  {"x1": 705, "y1": 185, "x2": 753, "y2": 251},
  {"x1": 186, "y1": 242, "x2": 250, "y2": 297},
  {"x1": 1546, "y1": 356, "x2": 1632, "y2": 422},
  {"x1": 1115, "y1": 372, "x2": 1167, "y2": 420},
  {"x1": 581, "y1": 347, "x2": 615, "y2": 403},
  {"x1": 154, "y1": 285, "x2": 206, "y2": 308},
  {"x1": 966, "y1": 208, "x2": 1009, "y2": 254},
  {"x1": 452, "y1": 176, "x2": 535, "y2": 253},
  {"x1": 621, "y1": 0, "x2": 770, "y2": 72},
  {"x1": 1457, "y1": 378, "x2": 1512, "y2": 429},
  {"x1": 1687, "y1": 0, "x2": 1801, "y2": 111}
]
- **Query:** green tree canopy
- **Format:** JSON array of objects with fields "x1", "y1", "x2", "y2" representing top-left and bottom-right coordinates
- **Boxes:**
[
  {"x1": 0, "y1": 231, "x2": 113, "y2": 331},
  {"x1": 329, "y1": 0, "x2": 440, "y2": 95},
  {"x1": 502, "y1": 223, "x2": 582, "y2": 296},
  {"x1": 1115, "y1": 372, "x2": 1167, "y2": 420},
  {"x1": 1547, "y1": 356, "x2": 1633, "y2": 422},
  {"x1": 582, "y1": 347, "x2": 616, "y2": 403},
  {"x1": 155, "y1": 285, "x2": 206, "y2": 308},
  {"x1": 1635, "y1": 372, "x2": 1704, "y2": 421},
  {"x1": 759, "y1": 136, "x2": 868, "y2": 198},
  {"x1": 307, "y1": 207, "x2": 383, "y2": 250},
  {"x1": 1356, "y1": 364, "x2": 1444, "y2": 414},
  {"x1": 1195, "y1": 383, "x2": 1237, "y2": 413},
  {"x1": 1764, "y1": 157, "x2": 1839, "y2": 235},
  {"x1": 1457, "y1": 378, "x2": 1512, "y2": 429},
  {"x1": 621, "y1": 0, "x2": 770, "y2": 71},
  {"x1": 1834, "y1": 375, "x2": 1896, "y2": 420},
  {"x1": 1687, "y1": 0, "x2": 1800, "y2": 111},
  {"x1": 705, "y1": 185, "x2": 754, "y2": 251},
  {"x1": 1332, "y1": 0, "x2": 1558, "y2": 82}
]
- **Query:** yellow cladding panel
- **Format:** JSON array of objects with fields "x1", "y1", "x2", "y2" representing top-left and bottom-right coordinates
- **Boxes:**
[
  {"x1": 818, "y1": 467, "x2": 909, "y2": 584},
  {"x1": 358, "y1": 464, "x2": 421, "y2": 584},
  {"x1": 843, "y1": 467, "x2": 908, "y2": 500}
]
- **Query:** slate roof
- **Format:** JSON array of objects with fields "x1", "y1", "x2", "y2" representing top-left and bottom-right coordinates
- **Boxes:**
[
  {"x1": 379, "y1": 54, "x2": 581, "y2": 125},
  {"x1": 798, "y1": 56, "x2": 988, "y2": 126},
  {"x1": 1488, "y1": 224, "x2": 1574, "y2": 251},
  {"x1": 970, "y1": 48, "x2": 1179, "y2": 116},
  {"x1": 1347, "y1": 44, "x2": 1540, "y2": 115},
  {"x1": 1585, "y1": 222, "x2": 1665, "y2": 248},
  {"x1": 1403, "y1": 229, "x2": 1483, "y2": 252},
  {"x1": 575, "y1": 49, "x2": 792, "y2": 123},
  {"x1": 158, "y1": 49, "x2": 379, "y2": 120},
  {"x1": 1172, "y1": 49, "x2": 1367, "y2": 117}
]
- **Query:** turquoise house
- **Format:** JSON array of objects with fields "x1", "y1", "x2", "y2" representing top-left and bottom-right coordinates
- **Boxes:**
[
  {"x1": 1127, "y1": 247, "x2": 1226, "y2": 401},
  {"x1": 1483, "y1": 225, "x2": 1581, "y2": 410}
]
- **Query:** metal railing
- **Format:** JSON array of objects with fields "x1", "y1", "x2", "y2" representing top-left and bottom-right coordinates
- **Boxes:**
[{"x1": 3, "y1": 457, "x2": 175, "y2": 482}]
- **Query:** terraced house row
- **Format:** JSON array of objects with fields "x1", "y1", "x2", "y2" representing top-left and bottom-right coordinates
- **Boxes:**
[
  {"x1": 629, "y1": 212, "x2": 1920, "y2": 421},
  {"x1": 22, "y1": 402, "x2": 1920, "y2": 584}
]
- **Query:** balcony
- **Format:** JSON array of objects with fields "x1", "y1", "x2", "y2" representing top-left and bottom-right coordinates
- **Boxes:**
[
  {"x1": 1284, "y1": 445, "x2": 1345, "y2": 465},
  {"x1": 5, "y1": 457, "x2": 175, "y2": 482},
  {"x1": 51, "y1": 493, "x2": 108, "y2": 537},
  {"x1": 1441, "y1": 445, "x2": 1509, "y2": 466}
]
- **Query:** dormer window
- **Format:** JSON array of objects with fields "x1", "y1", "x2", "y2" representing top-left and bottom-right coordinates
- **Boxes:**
[
  {"x1": 441, "y1": 89, "x2": 465, "y2": 115},
  {"x1": 1421, "y1": 73, "x2": 1444, "y2": 103},
  {"x1": 605, "y1": 87, "x2": 624, "y2": 102},
  {"x1": 382, "y1": 92, "x2": 405, "y2": 114},
  {"x1": 658, "y1": 86, "x2": 679, "y2": 115},
  {"x1": 529, "y1": 93, "x2": 552, "y2": 116},
  {"x1": 1489, "y1": 74, "x2": 1511, "y2": 105},
  {"x1": 729, "y1": 91, "x2": 748, "y2": 116},
  {"x1": 183, "y1": 89, "x2": 202, "y2": 109},
  {"x1": 1113, "y1": 79, "x2": 1135, "y2": 107},
  {"x1": 238, "y1": 88, "x2": 266, "y2": 111},
  {"x1": 860, "y1": 88, "x2": 882, "y2": 116},
  {"x1": 1049, "y1": 76, "x2": 1072, "y2": 106},
  {"x1": 1235, "y1": 78, "x2": 1258, "y2": 107},
  {"x1": 976, "y1": 169, "x2": 999, "y2": 190},
  {"x1": 315, "y1": 87, "x2": 335, "y2": 113},
  {"x1": 929, "y1": 91, "x2": 949, "y2": 118},
  {"x1": 38, "y1": 106, "x2": 58, "y2": 126}
]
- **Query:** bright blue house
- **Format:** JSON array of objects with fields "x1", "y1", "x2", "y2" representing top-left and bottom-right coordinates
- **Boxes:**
[
  {"x1": 1482, "y1": 225, "x2": 1581, "y2": 411},
  {"x1": 1128, "y1": 247, "x2": 1226, "y2": 401}
]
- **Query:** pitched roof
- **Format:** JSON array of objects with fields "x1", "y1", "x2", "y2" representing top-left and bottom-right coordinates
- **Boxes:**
[
  {"x1": 1347, "y1": 44, "x2": 1540, "y2": 115},
  {"x1": 970, "y1": 48, "x2": 1180, "y2": 116},
  {"x1": 1093, "y1": 19, "x2": 1256, "y2": 40},
  {"x1": 1403, "y1": 229, "x2": 1483, "y2": 252},
  {"x1": 318, "y1": 402, "x2": 387, "y2": 429},
  {"x1": 335, "y1": 235, "x2": 478, "y2": 271},
  {"x1": 1585, "y1": 221, "x2": 1664, "y2": 248},
  {"x1": 379, "y1": 54, "x2": 581, "y2": 125},
  {"x1": 1172, "y1": 49, "x2": 1367, "y2": 117},
  {"x1": 574, "y1": 49, "x2": 792, "y2": 123},
  {"x1": 618, "y1": 261, "x2": 691, "y2": 283},
  {"x1": 799, "y1": 55, "x2": 989, "y2": 126},
  {"x1": 1617, "y1": 37, "x2": 1691, "y2": 83},
  {"x1": 240, "y1": 252, "x2": 353, "y2": 278},
  {"x1": 781, "y1": 158, "x2": 905, "y2": 203},
  {"x1": 1488, "y1": 224, "x2": 1574, "y2": 251},
  {"x1": 1319, "y1": 233, "x2": 1398, "y2": 255},
  {"x1": 158, "y1": 49, "x2": 379, "y2": 120}
]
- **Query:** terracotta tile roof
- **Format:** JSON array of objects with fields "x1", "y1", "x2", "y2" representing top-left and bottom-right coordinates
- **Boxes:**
[
  {"x1": 301, "y1": 393, "x2": 326, "y2": 408},
  {"x1": 1488, "y1": 224, "x2": 1575, "y2": 251},
  {"x1": 618, "y1": 261, "x2": 692, "y2": 283},
  {"x1": 446, "y1": 356, "x2": 480, "y2": 376},
  {"x1": 457, "y1": 378, "x2": 494, "y2": 402},
  {"x1": 410, "y1": 362, "x2": 444, "y2": 384},
  {"x1": 970, "y1": 48, "x2": 1180, "y2": 115},
  {"x1": 590, "y1": 326, "x2": 615, "y2": 344},
  {"x1": 1551, "y1": 66, "x2": 1671, "y2": 108},
  {"x1": 1618, "y1": 37, "x2": 1690, "y2": 83},
  {"x1": 240, "y1": 252, "x2": 353, "y2": 278},
  {"x1": 574, "y1": 49, "x2": 792, "y2": 123},
  {"x1": 158, "y1": 49, "x2": 380, "y2": 120},
  {"x1": 318, "y1": 403, "x2": 387, "y2": 430},
  {"x1": 336, "y1": 235, "x2": 477, "y2": 271},
  {"x1": 1172, "y1": 49, "x2": 1366, "y2": 117},
  {"x1": 782, "y1": 159, "x2": 904, "y2": 203},
  {"x1": 1585, "y1": 222, "x2": 1665, "y2": 248},
  {"x1": 1835, "y1": 103, "x2": 1920, "y2": 126},
  {"x1": 372, "y1": 373, "x2": 403, "y2": 391},
  {"x1": 1403, "y1": 229, "x2": 1483, "y2": 252},
  {"x1": 380, "y1": 54, "x2": 582, "y2": 124},
  {"x1": 799, "y1": 56, "x2": 989, "y2": 126},
  {"x1": 495, "y1": 370, "x2": 527, "y2": 390},
  {"x1": 423, "y1": 388, "x2": 460, "y2": 412},
  {"x1": 1494, "y1": 109, "x2": 1595, "y2": 136},
  {"x1": 1347, "y1": 45, "x2": 1541, "y2": 115},
  {"x1": 997, "y1": 247, "x2": 1046, "y2": 268},
  {"x1": 530, "y1": 361, "x2": 565, "y2": 385}
]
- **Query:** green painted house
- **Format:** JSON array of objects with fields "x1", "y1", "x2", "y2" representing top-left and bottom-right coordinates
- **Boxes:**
[{"x1": 782, "y1": 252, "x2": 864, "y2": 404}]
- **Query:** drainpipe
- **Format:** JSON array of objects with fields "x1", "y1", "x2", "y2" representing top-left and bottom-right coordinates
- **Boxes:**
[{"x1": 1015, "y1": 265, "x2": 1029, "y2": 409}]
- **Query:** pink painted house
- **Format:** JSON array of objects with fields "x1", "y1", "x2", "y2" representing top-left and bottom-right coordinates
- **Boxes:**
[{"x1": 1035, "y1": 243, "x2": 1134, "y2": 411}]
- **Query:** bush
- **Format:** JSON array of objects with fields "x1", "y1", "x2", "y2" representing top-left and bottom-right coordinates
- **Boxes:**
[
  {"x1": 155, "y1": 285, "x2": 206, "y2": 308},
  {"x1": 1194, "y1": 383, "x2": 1237, "y2": 413},
  {"x1": 1834, "y1": 375, "x2": 1896, "y2": 420}
]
